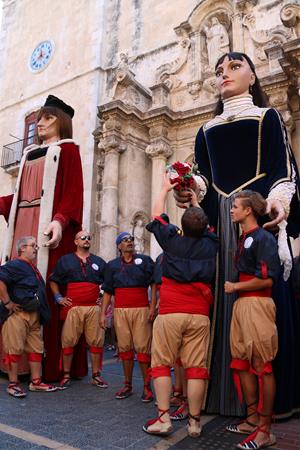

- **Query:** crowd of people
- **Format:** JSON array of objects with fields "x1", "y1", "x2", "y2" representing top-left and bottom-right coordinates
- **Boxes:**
[{"x1": 0, "y1": 51, "x2": 300, "y2": 450}]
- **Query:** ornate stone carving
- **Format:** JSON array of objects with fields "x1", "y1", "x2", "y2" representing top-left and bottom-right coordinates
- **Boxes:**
[
  {"x1": 150, "y1": 83, "x2": 170, "y2": 108},
  {"x1": 98, "y1": 135, "x2": 126, "y2": 154},
  {"x1": 155, "y1": 36, "x2": 191, "y2": 90},
  {"x1": 281, "y1": 3, "x2": 300, "y2": 38},
  {"x1": 203, "y1": 17, "x2": 230, "y2": 68},
  {"x1": 243, "y1": 12, "x2": 292, "y2": 62},
  {"x1": 145, "y1": 141, "x2": 173, "y2": 159},
  {"x1": 187, "y1": 80, "x2": 202, "y2": 100}
]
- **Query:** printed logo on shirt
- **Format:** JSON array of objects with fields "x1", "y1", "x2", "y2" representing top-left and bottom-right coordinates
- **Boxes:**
[
  {"x1": 92, "y1": 263, "x2": 99, "y2": 270},
  {"x1": 134, "y1": 258, "x2": 143, "y2": 265},
  {"x1": 244, "y1": 237, "x2": 254, "y2": 249}
]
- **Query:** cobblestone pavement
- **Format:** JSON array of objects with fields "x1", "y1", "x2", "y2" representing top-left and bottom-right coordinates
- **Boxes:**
[{"x1": 0, "y1": 351, "x2": 299, "y2": 450}]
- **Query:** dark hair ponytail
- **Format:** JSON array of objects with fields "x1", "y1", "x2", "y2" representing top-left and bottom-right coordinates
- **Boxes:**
[{"x1": 213, "y1": 52, "x2": 269, "y2": 115}]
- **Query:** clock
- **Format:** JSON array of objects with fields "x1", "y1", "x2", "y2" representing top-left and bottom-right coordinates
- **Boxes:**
[{"x1": 29, "y1": 40, "x2": 54, "y2": 73}]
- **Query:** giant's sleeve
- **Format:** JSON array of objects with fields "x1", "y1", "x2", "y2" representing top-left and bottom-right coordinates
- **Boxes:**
[
  {"x1": 194, "y1": 126, "x2": 211, "y2": 196},
  {"x1": 261, "y1": 109, "x2": 296, "y2": 214},
  {"x1": 0, "y1": 195, "x2": 14, "y2": 222},
  {"x1": 52, "y1": 143, "x2": 83, "y2": 228},
  {"x1": 254, "y1": 233, "x2": 281, "y2": 281}
]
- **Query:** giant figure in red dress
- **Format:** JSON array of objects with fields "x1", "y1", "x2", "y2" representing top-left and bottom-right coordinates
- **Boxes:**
[{"x1": 0, "y1": 95, "x2": 87, "y2": 381}]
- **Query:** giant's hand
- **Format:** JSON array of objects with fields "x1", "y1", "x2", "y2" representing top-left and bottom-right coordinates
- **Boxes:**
[
  {"x1": 263, "y1": 199, "x2": 286, "y2": 231},
  {"x1": 44, "y1": 220, "x2": 63, "y2": 248},
  {"x1": 173, "y1": 189, "x2": 192, "y2": 209}
]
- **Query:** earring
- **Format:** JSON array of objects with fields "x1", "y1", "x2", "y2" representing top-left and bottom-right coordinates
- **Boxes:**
[{"x1": 249, "y1": 85, "x2": 253, "y2": 94}]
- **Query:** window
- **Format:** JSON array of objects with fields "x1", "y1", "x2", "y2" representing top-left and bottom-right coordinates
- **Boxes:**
[{"x1": 23, "y1": 111, "x2": 38, "y2": 148}]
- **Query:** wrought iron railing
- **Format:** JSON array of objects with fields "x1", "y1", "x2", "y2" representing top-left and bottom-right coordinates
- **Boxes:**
[{"x1": 1, "y1": 139, "x2": 26, "y2": 169}]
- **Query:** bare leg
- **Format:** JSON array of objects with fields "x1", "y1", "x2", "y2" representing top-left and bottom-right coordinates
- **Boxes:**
[
  {"x1": 123, "y1": 359, "x2": 134, "y2": 384},
  {"x1": 138, "y1": 361, "x2": 151, "y2": 393},
  {"x1": 8, "y1": 362, "x2": 19, "y2": 383},
  {"x1": 153, "y1": 376, "x2": 172, "y2": 421},
  {"x1": 62, "y1": 353, "x2": 73, "y2": 374},
  {"x1": 90, "y1": 352, "x2": 100, "y2": 374},
  {"x1": 28, "y1": 361, "x2": 41, "y2": 380},
  {"x1": 187, "y1": 379, "x2": 206, "y2": 416},
  {"x1": 239, "y1": 370, "x2": 259, "y2": 429}
]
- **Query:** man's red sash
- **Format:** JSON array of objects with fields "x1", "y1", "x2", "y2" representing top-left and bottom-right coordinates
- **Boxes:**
[
  {"x1": 159, "y1": 277, "x2": 213, "y2": 315},
  {"x1": 114, "y1": 287, "x2": 148, "y2": 308},
  {"x1": 238, "y1": 273, "x2": 271, "y2": 297}
]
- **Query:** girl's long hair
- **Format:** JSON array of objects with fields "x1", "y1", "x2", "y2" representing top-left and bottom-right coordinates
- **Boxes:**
[{"x1": 214, "y1": 52, "x2": 269, "y2": 116}]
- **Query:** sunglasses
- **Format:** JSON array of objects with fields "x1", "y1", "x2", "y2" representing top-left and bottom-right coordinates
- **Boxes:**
[
  {"x1": 79, "y1": 235, "x2": 91, "y2": 241},
  {"x1": 121, "y1": 236, "x2": 134, "y2": 243}
]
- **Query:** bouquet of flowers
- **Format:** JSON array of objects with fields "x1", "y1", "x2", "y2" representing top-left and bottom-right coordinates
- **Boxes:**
[{"x1": 166, "y1": 161, "x2": 196, "y2": 191}]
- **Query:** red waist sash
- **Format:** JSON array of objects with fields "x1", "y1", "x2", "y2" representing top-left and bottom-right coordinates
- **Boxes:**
[
  {"x1": 59, "y1": 282, "x2": 99, "y2": 320},
  {"x1": 238, "y1": 273, "x2": 271, "y2": 298},
  {"x1": 159, "y1": 277, "x2": 213, "y2": 315},
  {"x1": 114, "y1": 287, "x2": 149, "y2": 308},
  {"x1": 66, "y1": 282, "x2": 99, "y2": 306}
]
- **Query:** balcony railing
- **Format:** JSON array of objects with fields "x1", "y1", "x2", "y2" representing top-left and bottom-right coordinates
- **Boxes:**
[{"x1": 1, "y1": 139, "x2": 26, "y2": 170}]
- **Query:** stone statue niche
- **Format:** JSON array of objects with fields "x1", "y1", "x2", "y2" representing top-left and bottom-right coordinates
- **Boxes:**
[
  {"x1": 202, "y1": 15, "x2": 231, "y2": 75},
  {"x1": 132, "y1": 216, "x2": 146, "y2": 253}
]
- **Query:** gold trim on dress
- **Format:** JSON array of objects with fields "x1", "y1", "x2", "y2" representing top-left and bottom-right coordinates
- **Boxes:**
[
  {"x1": 204, "y1": 115, "x2": 261, "y2": 131},
  {"x1": 256, "y1": 110, "x2": 267, "y2": 177},
  {"x1": 212, "y1": 173, "x2": 267, "y2": 198},
  {"x1": 18, "y1": 199, "x2": 41, "y2": 208}
]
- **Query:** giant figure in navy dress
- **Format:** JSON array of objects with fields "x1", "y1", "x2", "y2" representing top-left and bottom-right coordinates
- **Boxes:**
[{"x1": 192, "y1": 54, "x2": 300, "y2": 417}]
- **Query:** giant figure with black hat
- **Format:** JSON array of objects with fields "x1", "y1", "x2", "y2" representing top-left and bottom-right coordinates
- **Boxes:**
[{"x1": 0, "y1": 95, "x2": 88, "y2": 381}]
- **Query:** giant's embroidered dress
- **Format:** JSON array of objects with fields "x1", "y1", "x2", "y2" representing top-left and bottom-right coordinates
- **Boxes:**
[{"x1": 195, "y1": 95, "x2": 300, "y2": 417}]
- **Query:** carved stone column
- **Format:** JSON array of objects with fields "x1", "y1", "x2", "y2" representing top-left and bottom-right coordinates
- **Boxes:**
[
  {"x1": 98, "y1": 119, "x2": 126, "y2": 261},
  {"x1": 145, "y1": 123, "x2": 173, "y2": 258},
  {"x1": 231, "y1": 12, "x2": 244, "y2": 52}
]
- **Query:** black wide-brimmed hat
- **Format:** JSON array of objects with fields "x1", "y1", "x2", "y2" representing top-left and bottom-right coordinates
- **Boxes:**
[{"x1": 44, "y1": 95, "x2": 74, "y2": 118}]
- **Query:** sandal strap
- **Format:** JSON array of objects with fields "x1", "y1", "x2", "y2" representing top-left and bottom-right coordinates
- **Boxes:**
[
  {"x1": 31, "y1": 377, "x2": 41, "y2": 384},
  {"x1": 158, "y1": 408, "x2": 170, "y2": 421},
  {"x1": 188, "y1": 413, "x2": 200, "y2": 422},
  {"x1": 240, "y1": 424, "x2": 271, "y2": 446}
]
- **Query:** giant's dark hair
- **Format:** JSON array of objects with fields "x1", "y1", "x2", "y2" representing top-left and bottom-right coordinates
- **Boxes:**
[
  {"x1": 214, "y1": 52, "x2": 269, "y2": 115},
  {"x1": 36, "y1": 106, "x2": 73, "y2": 144}
]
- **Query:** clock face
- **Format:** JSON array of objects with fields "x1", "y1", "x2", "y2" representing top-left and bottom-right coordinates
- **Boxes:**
[{"x1": 29, "y1": 40, "x2": 54, "y2": 73}]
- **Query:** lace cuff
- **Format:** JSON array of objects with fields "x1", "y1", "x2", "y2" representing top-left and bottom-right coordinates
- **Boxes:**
[
  {"x1": 267, "y1": 178, "x2": 296, "y2": 281},
  {"x1": 267, "y1": 178, "x2": 295, "y2": 216},
  {"x1": 194, "y1": 175, "x2": 207, "y2": 203}
]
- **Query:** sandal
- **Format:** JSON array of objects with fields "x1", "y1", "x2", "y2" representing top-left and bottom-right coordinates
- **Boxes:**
[
  {"x1": 187, "y1": 413, "x2": 202, "y2": 438},
  {"x1": 236, "y1": 425, "x2": 277, "y2": 449},
  {"x1": 115, "y1": 382, "x2": 132, "y2": 399},
  {"x1": 59, "y1": 372, "x2": 71, "y2": 390},
  {"x1": 170, "y1": 387, "x2": 183, "y2": 406},
  {"x1": 143, "y1": 408, "x2": 173, "y2": 435},
  {"x1": 141, "y1": 384, "x2": 153, "y2": 403},
  {"x1": 227, "y1": 402, "x2": 258, "y2": 434},
  {"x1": 29, "y1": 378, "x2": 57, "y2": 392},
  {"x1": 170, "y1": 401, "x2": 188, "y2": 421},
  {"x1": 90, "y1": 372, "x2": 108, "y2": 389},
  {"x1": 7, "y1": 381, "x2": 27, "y2": 398}
]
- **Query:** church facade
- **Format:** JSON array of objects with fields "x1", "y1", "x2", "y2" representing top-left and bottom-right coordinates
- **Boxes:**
[{"x1": 0, "y1": 0, "x2": 300, "y2": 260}]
